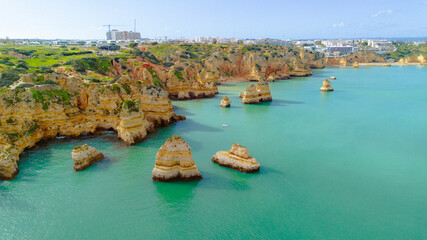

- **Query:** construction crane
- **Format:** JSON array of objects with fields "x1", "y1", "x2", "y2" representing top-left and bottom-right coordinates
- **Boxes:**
[{"x1": 103, "y1": 24, "x2": 129, "y2": 33}]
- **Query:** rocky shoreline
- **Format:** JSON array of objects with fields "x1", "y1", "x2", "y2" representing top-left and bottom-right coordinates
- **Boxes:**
[{"x1": 0, "y1": 44, "x2": 348, "y2": 180}]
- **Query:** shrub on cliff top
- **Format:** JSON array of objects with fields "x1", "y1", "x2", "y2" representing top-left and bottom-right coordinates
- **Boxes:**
[
  {"x1": 30, "y1": 89, "x2": 71, "y2": 110},
  {"x1": 168, "y1": 135, "x2": 182, "y2": 141},
  {"x1": 122, "y1": 100, "x2": 139, "y2": 113},
  {"x1": 71, "y1": 57, "x2": 111, "y2": 75},
  {"x1": 129, "y1": 42, "x2": 138, "y2": 48},
  {"x1": 16, "y1": 83, "x2": 35, "y2": 89},
  {"x1": 163, "y1": 61, "x2": 174, "y2": 68},
  {"x1": 120, "y1": 83, "x2": 131, "y2": 94},
  {"x1": 133, "y1": 50, "x2": 161, "y2": 65},
  {"x1": 0, "y1": 88, "x2": 9, "y2": 96},
  {"x1": 173, "y1": 70, "x2": 184, "y2": 81}
]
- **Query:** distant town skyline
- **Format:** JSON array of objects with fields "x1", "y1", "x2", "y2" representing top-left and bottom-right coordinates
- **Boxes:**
[{"x1": 1, "y1": 0, "x2": 427, "y2": 40}]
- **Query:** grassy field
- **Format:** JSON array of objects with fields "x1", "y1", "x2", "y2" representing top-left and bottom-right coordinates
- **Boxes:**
[
  {"x1": 381, "y1": 43, "x2": 427, "y2": 59},
  {"x1": 0, "y1": 45, "x2": 101, "y2": 68}
]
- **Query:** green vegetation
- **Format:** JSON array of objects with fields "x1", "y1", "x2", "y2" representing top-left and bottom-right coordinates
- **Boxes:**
[
  {"x1": 0, "y1": 45, "x2": 98, "y2": 69},
  {"x1": 173, "y1": 69, "x2": 184, "y2": 81},
  {"x1": 133, "y1": 49, "x2": 161, "y2": 64},
  {"x1": 147, "y1": 68, "x2": 164, "y2": 88},
  {"x1": 0, "y1": 42, "x2": 308, "y2": 88},
  {"x1": 120, "y1": 83, "x2": 131, "y2": 94},
  {"x1": 6, "y1": 118, "x2": 15, "y2": 124},
  {"x1": 129, "y1": 42, "x2": 138, "y2": 48},
  {"x1": 240, "y1": 47, "x2": 249, "y2": 54},
  {"x1": 16, "y1": 83, "x2": 35, "y2": 88},
  {"x1": 26, "y1": 120, "x2": 39, "y2": 136},
  {"x1": 168, "y1": 135, "x2": 182, "y2": 140},
  {"x1": 70, "y1": 57, "x2": 111, "y2": 75},
  {"x1": 30, "y1": 89, "x2": 71, "y2": 110},
  {"x1": 110, "y1": 84, "x2": 121, "y2": 93},
  {"x1": 122, "y1": 100, "x2": 139, "y2": 113},
  {"x1": 2, "y1": 88, "x2": 27, "y2": 106},
  {"x1": 381, "y1": 42, "x2": 427, "y2": 60},
  {"x1": 0, "y1": 87, "x2": 8, "y2": 95}
]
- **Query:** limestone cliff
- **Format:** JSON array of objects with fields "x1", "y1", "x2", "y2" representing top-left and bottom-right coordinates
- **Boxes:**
[
  {"x1": 325, "y1": 51, "x2": 386, "y2": 66},
  {"x1": 152, "y1": 136, "x2": 202, "y2": 181},
  {"x1": 141, "y1": 45, "x2": 314, "y2": 86},
  {"x1": 109, "y1": 58, "x2": 219, "y2": 100},
  {"x1": 0, "y1": 73, "x2": 184, "y2": 180},
  {"x1": 399, "y1": 55, "x2": 426, "y2": 64},
  {"x1": 242, "y1": 81, "x2": 272, "y2": 104},
  {"x1": 212, "y1": 143, "x2": 260, "y2": 173},
  {"x1": 0, "y1": 147, "x2": 19, "y2": 180},
  {"x1": 299, "y1": 49, "x2": 325, "y2": 69},
  {"x1": 72, "y1": 144, "x2": 104, "y2": 171}
]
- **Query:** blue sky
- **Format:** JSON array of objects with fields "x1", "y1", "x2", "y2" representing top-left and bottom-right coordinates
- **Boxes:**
[{"x1": 1, "y1": 0, "x2": 426, "y2": 39}]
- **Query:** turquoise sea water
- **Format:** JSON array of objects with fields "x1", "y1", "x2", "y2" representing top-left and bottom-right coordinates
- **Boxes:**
[{"x1": 1, "y1": 66, "x2": 426, "y2": 239}]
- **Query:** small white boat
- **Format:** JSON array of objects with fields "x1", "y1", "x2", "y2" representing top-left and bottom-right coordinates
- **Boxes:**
[{"x1": 222, "y1": 124, "x2": 229, "y2": 127}]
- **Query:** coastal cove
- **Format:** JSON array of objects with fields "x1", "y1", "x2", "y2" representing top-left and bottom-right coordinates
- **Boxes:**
[{"x1": 1, "y1": 66, "x2": 426, "y2": 239}]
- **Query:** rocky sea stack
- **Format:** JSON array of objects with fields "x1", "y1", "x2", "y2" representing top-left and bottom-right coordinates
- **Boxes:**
[
  {"x1": 353, "y1": 62, "x2": 359, "y2": 68},
  {"x1": 212, "y1": 143, "x2": 260, "y2": 173},
  {"x1": 242, "y1": 81, "x2": 272, "y2": 104},
  {"x1": 220, "y1": 96, "x2": 232, "y2": 107},
  {"x1": 152, "y1": 136, "x2": 202, "y2": 181},
  {"x1": 320, "y1": 79, "x2": 334, "y2": 91},
  {"x1": 72, "y1": 144, "x2": 104, "y2": 171}
]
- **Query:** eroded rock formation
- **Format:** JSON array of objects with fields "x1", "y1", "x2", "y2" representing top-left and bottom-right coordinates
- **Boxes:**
[
  {"x1": 320, "y1": 79, "x2": 334, "y2": 91},
  {"x1": 152, "y1": 136, "x2": 202, "y2": 181},
  {"x1": 399, "y1": 55, "x2": 426, "y2": 64},
  {"x1": 353, "y1": 62, "x2": 359, "y2": 68},
  {"x1": 0, "y1": 148, "x2": 19, "y2": 180},
  {"x1": 212, "y1": 143, "x2": 260, "y2": 173},
  {"x1": 117, "y1": 101, "x2": 153, "y2": 145},
  {"x1": 72, "y1": 144, "x2": 104, "y2": 171},
  {"x1": 242, "y1": 81, "x2": 272, "y2": 104},
  {"x1": 0, "y1": 73, "x2": 184, "y2": 180},
  {"x1": 220, "y1": 96, "x2": 232, "y2": 107},
  {"x1": 325, "y1": 51, "x2": 385, "y2": 66}
]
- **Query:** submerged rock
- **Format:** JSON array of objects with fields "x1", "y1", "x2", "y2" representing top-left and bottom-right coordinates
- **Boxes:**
[
  {"x1": 320, "y1": 79, "x2": 334, "y2": 91},
  {"x1": 212, "y1": 143, "x2": 260, "y2": 173},
  {"x1": 152, "y1": 136, "x2": 202, "y2": 181},
  {"x1": 72, "y1": 144, "x2": 104, "y2": 171},
  {"x1": 242, "y1": 81, "x2": 272, "y2": 104},
  {"x1": 220, "y1": 96, "x2": 232, "y2": 107}
]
